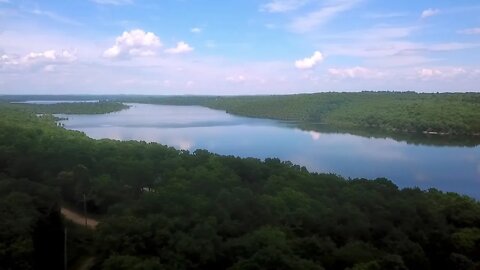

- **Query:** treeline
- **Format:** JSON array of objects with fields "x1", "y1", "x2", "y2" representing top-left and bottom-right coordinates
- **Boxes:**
[
  {"x1": 107, "y1": 92, "x2": 480, "y2": 136},
  {"x1": 204, "y1": 92, "x2": 480, "y2": 135},
  {"x1": 8, "y1": 101, "x2": 129, "y2": 114},
  {"x1": 3, "y1": 92, "x2": 479, "y2": 137},
  {"x1": 0, "y1": 104, "x2": 479, "y2": 269}
]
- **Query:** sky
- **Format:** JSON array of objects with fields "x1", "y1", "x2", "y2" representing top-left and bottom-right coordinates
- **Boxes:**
[{"x1": 0, "y1": 0, "x2": 479, "y2": 95}]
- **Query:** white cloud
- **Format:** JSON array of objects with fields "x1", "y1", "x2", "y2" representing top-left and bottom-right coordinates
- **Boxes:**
[
  {"x1": 225, "y1": 75, "x2": 246, "y2": 83},
  {"x1": 418, "y1": 68, "x2": 442, "y2": 79},
  {"x1": 191, "y1": 27, "x2": 202, "y2": 33},
  {"x1": 103, "y1": 29, "x2": 162, "y2": 58},
  {"x1": 165, "y1": 42, "x2": 194, "y2": 54},
  {"x1": 294, "y1": 51, "x2": 324, "y2": 69},
  {"x1": 24, "y1": 50, "x2": 76, "y2": 62},
  {"x1": 421, "y1": 8, "x2": 440, "y2": 19},
  {"x1": 316, "y1": 24, "x2": 478, "y2": 69},
  {"x1": 459, "y1": 28, "x2": 480, "y2": 35},
  {"x1": 428, "y1": 42, "x2": 479, "y2": 51},
  {"x1": 328, "y1": 67, "x2": 383, "y2": 79},
  {"x1": 1, "y1": 50, "x2": 77, "y2": 72},
  {"x1": 417, "y1": 67, "x2": 466, "y2": 80},
  {"x1": 91, "y1": 0, "x2": 132, "y2": 5},
  {"x1": 289, "y1": 0, "x2": 361, "y2": 32},
  {"x1": 444, "y1": 68, "x2": 467, "y2": 77},
  {"x1": 261, "y1": 0, "x2": 310, "y2": 13}
]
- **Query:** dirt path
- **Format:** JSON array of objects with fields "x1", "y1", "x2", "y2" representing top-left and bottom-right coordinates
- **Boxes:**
[{"x1": 61, "y1": 207, "x2": 99, "y2": 229}]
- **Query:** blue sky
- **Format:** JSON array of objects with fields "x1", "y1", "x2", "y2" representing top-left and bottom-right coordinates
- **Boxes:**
[{"x1": 1, "y1": 0, "x2": 479, "y2": 94}]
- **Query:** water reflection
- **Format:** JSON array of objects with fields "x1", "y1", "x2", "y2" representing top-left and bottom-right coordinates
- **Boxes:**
[
  {"x1": 59, "y1": 103, "x2": 480, "y2": 198},
  {"x1": 298, "y1": 123, "x2": 480, "y2": 147}
]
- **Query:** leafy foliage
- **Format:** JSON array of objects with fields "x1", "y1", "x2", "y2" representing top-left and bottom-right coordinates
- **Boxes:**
[
  {"x1": 0, "y1": 104, "x2": 479, "y2": 269},
  {"x1": 8, "y1": 101, "x2": 129, "y2": 114},
  {"x1": 111, "y1": 92, "x2": 480, "y2": 136}
]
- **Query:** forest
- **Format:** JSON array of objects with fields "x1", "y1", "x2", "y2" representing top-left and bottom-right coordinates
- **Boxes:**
[
  {"x1": 110, "y1": 92, "x2": 480, "y2": 136},
  {"x1": 9, "y1": 101, "x2": 129, "y2": 115},
  {"x1": 0, "y1": 102, "x2": 479, "y2": 269},
  {"x1": 2, "y1": 92, "x2": 480, "y2": 137}
]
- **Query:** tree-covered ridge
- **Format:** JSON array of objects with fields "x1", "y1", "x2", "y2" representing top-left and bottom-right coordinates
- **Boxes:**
[
  {"x1": 8, "y1": 101, "x2": 129, "y2": 114},
  {"x1": 204, "y1": 92, "x2": 480, "y2": 135},
  {"x1": 0, "y1": 104, "x2": 479, "y2": 269},
  {"x1": 110, "y1": 92, "x2": 480, "y2": 136},
  {"x1": 2, "y1": 92, "x2": 479, "y2": 137}
]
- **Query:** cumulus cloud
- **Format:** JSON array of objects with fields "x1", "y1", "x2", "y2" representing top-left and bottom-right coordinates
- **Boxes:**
[
  {"x1": 294, "y1": 51, "x2": 324, "y2": 69},
  {"x1": 418, "y1": 68, "x2": 442, "y2": 79},
  {"x1": 417, "y1": 67, "x2": 466, "y2": 80},
  {"x1": 103, "y1": 29, "x2": 162, "y2": 59},
  {"x1": 328, "y1": 66, "x2": 383, "y2": 79},
  {"x1": 459, "y1": 28, "x2": 480, "y2": 35},
  {"x1": 421, "y1": 8, "x2": 439, "y2": 19},
  {"x1": 24, "y1": 50, "x2": 76, "y2": 62},
  {"x1": 1, "y1": 50, "x2": 77, "y2": 72},
  {"x1": 164, "y1": 42, "x2": 194, "y2": 54}
]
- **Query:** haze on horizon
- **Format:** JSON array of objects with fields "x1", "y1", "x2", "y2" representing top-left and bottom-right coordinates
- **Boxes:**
[{"x1": 1, "y1": 0, "x2": 480, "y2": 95}]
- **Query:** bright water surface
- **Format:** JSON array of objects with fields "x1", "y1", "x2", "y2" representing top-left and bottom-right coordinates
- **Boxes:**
[{"x1": 58, "y1": 103, "x2": 480, "y2": 198}]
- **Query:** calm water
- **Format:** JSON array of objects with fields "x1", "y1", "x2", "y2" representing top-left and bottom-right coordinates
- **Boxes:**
[{"x1": 59, "y1": 103, "x2": 480, "y2": 198}]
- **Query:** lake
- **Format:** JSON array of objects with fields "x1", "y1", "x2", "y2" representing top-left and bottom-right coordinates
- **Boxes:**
[{"x1": 59, "y1": 103, "x2": 480, "y2": 198}]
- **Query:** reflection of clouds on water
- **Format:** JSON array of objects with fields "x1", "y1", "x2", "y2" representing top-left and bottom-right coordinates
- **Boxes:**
[
  {"x1": 340, "y1": 136, "x2": 409, "y2": 162},
  {"x1": 95, "y1": 127, "x2": 196, "y2": 151},
  {"x1": 309, "y1": 131, "x2": 321, "y2": 141},
  {"x1": 300, "y1": 131, "x2": 408, "y2": 163},
  {"x1": 60, "y1": 103, "x2": 480, "y2": 198}
]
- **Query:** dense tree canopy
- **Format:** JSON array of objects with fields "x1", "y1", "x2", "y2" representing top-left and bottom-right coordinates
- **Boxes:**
[
  {"x1": 2, "y1": 92, "x2": 479, "y2": 143},
  {"x1": 9, "y1": 101, "x2": 129, "y2": 115},
  {"x1": 125, "y1": 92, "x2": 480, "y2": 136},
  {"x1": 0, "y1": 102, "x2": 479, "y2": 269}
]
